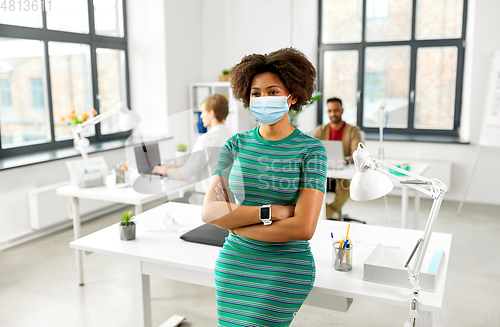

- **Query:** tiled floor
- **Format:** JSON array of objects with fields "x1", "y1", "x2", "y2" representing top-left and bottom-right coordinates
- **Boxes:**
[{"x1": 0, "y1": 196, "x2": 499, "y2": 326}]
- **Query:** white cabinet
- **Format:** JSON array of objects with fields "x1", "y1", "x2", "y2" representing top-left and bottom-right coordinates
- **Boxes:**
[{"x1": 188, "y1": 82, "x2": 256, "y2": 150}]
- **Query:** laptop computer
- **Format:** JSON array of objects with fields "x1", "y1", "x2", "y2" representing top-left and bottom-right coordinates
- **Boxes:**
[
  {"x1": 180, "y1": 223, "x2": 229, "y2": 247},
  {"x1": 134, "y1": 143, "x2": 162, "y2": 176},
  {"x1": 322, "y1": 140, "x2": 345, "y2": 169}
]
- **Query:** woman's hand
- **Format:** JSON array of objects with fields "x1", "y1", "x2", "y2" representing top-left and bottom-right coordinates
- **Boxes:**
[
  {"x1": 214, "y1": 182, "x2": 235, "y2": 203},
  {"x1": 214, "y1": 183, "x2": 295, "y2": 219}
]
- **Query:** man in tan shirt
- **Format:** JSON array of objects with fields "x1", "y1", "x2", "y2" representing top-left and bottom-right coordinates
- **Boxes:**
[{"x1": 313, "y1": 97, "x2": 361, "y2": 220}]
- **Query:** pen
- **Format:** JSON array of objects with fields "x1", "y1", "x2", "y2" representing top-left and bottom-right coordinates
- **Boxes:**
[
  {"x1": 340, "y1": 239, "x2": 349, "y2": 265},
  {"x1": 340, "y1": 224, "x2": 351, "y2": 265},
  {"x1": 116, "y1": 163, "x2": 128, "y2": 183}
]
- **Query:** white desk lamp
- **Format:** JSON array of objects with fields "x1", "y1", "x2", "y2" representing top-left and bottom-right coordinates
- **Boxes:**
[
  {"x1": 350, "y1": 143, "x2": 447, "y2": 327},
  {"x1": 71, "y1": 102, "x2": 140, "y2": 159}
]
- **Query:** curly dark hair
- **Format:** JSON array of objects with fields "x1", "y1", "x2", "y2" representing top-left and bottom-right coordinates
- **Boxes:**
[{"x1": 230, "y1": 47, "x2": 316, "y2": 112}]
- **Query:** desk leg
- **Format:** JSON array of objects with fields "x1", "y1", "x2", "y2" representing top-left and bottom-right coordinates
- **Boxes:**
[
  {"x1": 414, "y1": 190, "x2": 421, "y2": 230},
  {"x1": 402, "y1": 185, "x2": 408, "y2": 229},
  {"x1": 132, "y1": 260, "x2": 152, "y2": 327},
  {"x1": 135, "y1": 204, "x2": 143, "y2": 215},
  {"x1": 72, "y1": 197, "x2": 84, "y2": 286}
]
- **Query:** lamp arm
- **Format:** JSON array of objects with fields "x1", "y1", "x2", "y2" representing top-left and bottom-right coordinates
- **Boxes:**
[
  {"x1": 369, "y1": 158, "x2": 448, "y2": 199},
  {"x1": 69, "y1": 125, "x2": 89, "y2": 160},
  {"x1": 412, "y1": 193, "x2": 445, "y2": 274},
  {"x1": 75, "y1": 108, "x2": 117, "y2": 130},
  {"x1": 371, "y1": 158, "x2": 431, "y2": 182}
]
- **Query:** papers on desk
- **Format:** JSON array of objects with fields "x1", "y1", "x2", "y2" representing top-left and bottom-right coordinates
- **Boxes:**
[{"x1": 364, "y1": 243, "x2": 445, "y2": 292}]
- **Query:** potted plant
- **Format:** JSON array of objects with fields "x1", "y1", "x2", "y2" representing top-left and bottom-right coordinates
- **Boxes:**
[
  {"x1": 119, "y1": 211, "x2": 136, "y2": 241},
  {"x1": 219, "y1": 69, "x2": 231, "y2": 82},
  {"x1": 61, "y1": 108, "x2": 98, "y2": 137},
  {"x1": 175, "y1": 142, "x2": 188, "y2": 165}
]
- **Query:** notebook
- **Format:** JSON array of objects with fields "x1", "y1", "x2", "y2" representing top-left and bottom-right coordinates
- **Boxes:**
[{"x1": 180, "y1": 223, "x2": 229, "y2": 247}]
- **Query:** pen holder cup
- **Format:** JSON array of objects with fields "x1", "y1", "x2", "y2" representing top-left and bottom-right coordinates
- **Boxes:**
[
  {"x1": 333, "y1": 242, "x2": 353, "y2": 272},
  {"x1": 112, "y1": 168, "x2": 130, "y2": 185}
]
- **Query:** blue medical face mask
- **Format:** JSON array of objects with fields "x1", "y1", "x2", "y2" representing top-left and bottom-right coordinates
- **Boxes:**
[{"x1": 249, "y1": 94, "x2": 291, "y2": 125}]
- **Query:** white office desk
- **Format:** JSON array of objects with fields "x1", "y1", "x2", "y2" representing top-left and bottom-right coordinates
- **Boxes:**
[
  {"x1": 327, "y1": 160, "x2": 429, "y2": 229},
  {"x1": 70, "y1": 202, "x2": 451, "y2": 327},
  {"x1": 57, "y1": 176, "x2": 193, "y2": 286}
]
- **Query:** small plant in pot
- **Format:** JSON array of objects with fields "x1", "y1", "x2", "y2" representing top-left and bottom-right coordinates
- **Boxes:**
[
  {"x1": 119, "y1": 211, "x2": 136, "y2": 241},
  {"x1": 219, "y1": 69, "x2": 231, "y2": 81},
  {"x1": 175, "y1": 142, "x2": 188, "y2": 165}
]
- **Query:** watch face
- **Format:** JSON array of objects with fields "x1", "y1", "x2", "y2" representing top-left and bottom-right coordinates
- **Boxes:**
[{"x1": 261, "y1": 207, "x2": 270, "y2": 219}]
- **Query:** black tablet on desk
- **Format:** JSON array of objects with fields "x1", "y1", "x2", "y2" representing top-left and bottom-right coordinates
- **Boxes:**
[{"x1": 180, "y1": 224, "x2": 229, "y2": 247}]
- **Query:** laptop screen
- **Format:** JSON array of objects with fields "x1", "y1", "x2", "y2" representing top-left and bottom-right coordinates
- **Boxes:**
[{"x1": 134, "y1": 143, "x2": 161, "y2": 174}]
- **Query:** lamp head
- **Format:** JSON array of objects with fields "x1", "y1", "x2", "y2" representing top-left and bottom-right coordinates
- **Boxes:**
[
  {"x1": 115, "y1": 102, "x2": 141, "y2": 131},
  {"x1": 350, "y1": 142, "x2": 393, "y2": 201}
]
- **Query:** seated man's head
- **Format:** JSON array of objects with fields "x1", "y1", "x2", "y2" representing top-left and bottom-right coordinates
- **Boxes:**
[
  {"x1": 327, "y1": 97, "x2": 344, "y2": 125},
  {"x1": 200, "y1": 94, "x2": 229, "y2": 127}
]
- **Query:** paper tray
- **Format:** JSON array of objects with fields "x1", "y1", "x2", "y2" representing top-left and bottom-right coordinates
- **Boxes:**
[{"x1": 363, "y1": 243, "x2": 445, "y2": 292}]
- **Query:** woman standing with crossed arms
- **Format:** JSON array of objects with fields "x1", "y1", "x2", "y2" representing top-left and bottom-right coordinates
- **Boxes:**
[{"x1": 201, "y1": 47, "x2": 327, "y2": 326}]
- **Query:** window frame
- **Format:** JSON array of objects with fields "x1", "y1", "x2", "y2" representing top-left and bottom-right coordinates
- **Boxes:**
[
  {"x1": 318, "y1": 0, "x2": 469, "y2": 137},
  {"x1": 0, "y1": 0, "x2": 131, "y2": 158}
]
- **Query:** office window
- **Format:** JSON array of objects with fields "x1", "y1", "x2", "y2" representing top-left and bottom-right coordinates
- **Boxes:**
[
  {"x1": 365, "y1": 0, "x2": 412, "y2": 42},
  {"x1": 96, "y1": 48, "x2": 127, "y2": 135},
  {"x1": 31, "y1": 78, "x2": 45, "y2": 110},
  {"x1": 415, "y1": 47, "x2": 458, "y2": 129},
  {"x1": 0, "y1": 5, "x2": 42, "y2": 28},
  {"x1": 48, "y1": 42, "x2": 94, "y2": 141},
  {"x1": 323, "y1": 50, "x2": 359, "y2": 126},
  {"x1": 319, "y1": 0, "x2": 468, "y2": 137},
  {"x1": 366, "y1": 0, "x2": 389, "y2": 20},
  {"x1": 0, "y1": 79, "x2": 12, "y2": 109},
  {"x1": 364, "y1": 46, "x2": 410, "y2": 128},
  {"x1": 0, "y1": 38, "x2": 50, "y2": 149},
  {"x1": 322, "y1": 0, "x2": 362, "y2": 44},
  {"x1": 0, "y1": 0, "x2": 130, "y2": 158},
  {"x1": 46, "y1": 0, "x2": 90, "y2": 34},
  {"x1": 94, "y1": 0, "x2": 125, "y2": 37}
]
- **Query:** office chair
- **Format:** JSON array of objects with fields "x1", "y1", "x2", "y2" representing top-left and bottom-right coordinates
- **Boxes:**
[{"x1": 326, "y1": 178, "x2": 366, "y2": 224}]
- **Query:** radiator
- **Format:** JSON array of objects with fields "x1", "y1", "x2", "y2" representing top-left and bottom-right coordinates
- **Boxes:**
[{"x1": 28, "y1": 181, "x2": 112, "y2": 230}]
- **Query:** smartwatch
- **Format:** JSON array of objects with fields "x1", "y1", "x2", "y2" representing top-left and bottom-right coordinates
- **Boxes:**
[{"x1": 259, "y1": 205, "x2": 272, "y2": 225}]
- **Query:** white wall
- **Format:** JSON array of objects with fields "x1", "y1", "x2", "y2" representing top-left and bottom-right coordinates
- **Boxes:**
[
  {"x1": 164, "y1": 0, "x2": 203, "y2": 150},
  {"x1": 127, "y1": 0, "x2": 203, "y2": 148},
  {"x1": 127, "y1": 0, "x2": 169, "y2": 137}
]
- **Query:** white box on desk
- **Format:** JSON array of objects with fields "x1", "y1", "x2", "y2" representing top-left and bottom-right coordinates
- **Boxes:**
[{"x1": 363, "y1": 243, "x2": 445, "y2": 292}]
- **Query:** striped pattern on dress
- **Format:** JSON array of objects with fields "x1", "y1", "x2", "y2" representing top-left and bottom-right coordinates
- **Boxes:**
[
  {"x1": 215, "y1": 234, "x2": 316, "y2": 327},
  {"x1": 212, "y1": 127, "x2": 327, "y2": 326}
]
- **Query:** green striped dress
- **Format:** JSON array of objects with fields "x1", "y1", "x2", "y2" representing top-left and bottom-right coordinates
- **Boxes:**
[{"x1": 213, "y1": 126, "x2": 327, "y2": 327}]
